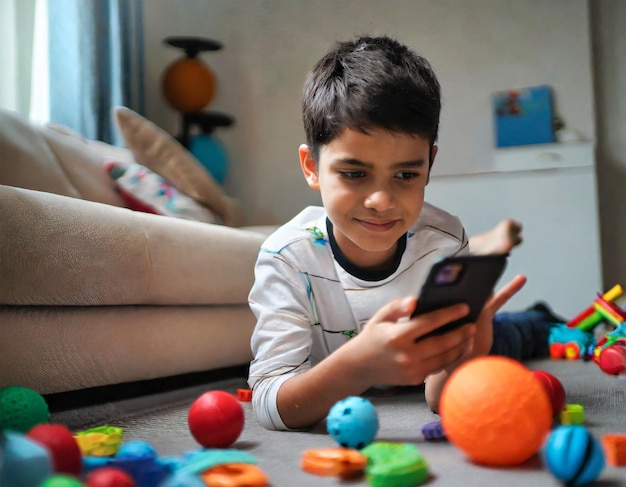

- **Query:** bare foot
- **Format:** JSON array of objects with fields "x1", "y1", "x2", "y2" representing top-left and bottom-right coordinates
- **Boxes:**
[{"x1": 469, "y1": 218, "x2": 523, "y2": 255}]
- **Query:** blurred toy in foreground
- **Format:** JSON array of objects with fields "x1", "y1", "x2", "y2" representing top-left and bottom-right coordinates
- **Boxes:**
[
  {"x1": 440, "y1": 356, "x2": 552, "y2": 466},
  {"x1": 543, "y1": 425, "x2": 605, "y2": 486},
  {"x1": 549, "y1": 284, "x2": 626, "y2": 375}
]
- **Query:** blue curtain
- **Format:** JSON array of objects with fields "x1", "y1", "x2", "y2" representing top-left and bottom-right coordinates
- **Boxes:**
[{"x1": 48, "y1": 0, "x2": 144, "y2": 144}]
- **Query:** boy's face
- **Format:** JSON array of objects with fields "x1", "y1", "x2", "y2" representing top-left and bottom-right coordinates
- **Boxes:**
[{"x1": 300, "y1": 128, "x2": 436, "y2": 271}]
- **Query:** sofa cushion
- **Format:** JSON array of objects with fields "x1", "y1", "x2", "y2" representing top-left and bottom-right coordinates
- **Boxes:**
[
  {"x1": 0, "y1": 109, "x2": 125, "y2": 207},
  {"x1": 105, "y1": 161, "x2": 218, "y2": 223},
  {"x1": 0, "y1": 185, "x2": 266, "y2": 306},
  {"x1": 114, "y1": 107, "x2": 245, "y2": 226}
]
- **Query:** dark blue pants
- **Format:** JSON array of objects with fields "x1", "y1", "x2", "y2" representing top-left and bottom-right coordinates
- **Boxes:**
[{"x1": 490, "y1": 309, "x2": 559, "y2": 360}]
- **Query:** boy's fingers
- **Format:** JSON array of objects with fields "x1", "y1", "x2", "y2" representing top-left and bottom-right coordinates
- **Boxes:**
[
  {"x1": 405, "y1": 303, "x2": 470, "y2": 340},
  {"x1": 489, "y1": 274, "x2": 527, "y2": 312}
]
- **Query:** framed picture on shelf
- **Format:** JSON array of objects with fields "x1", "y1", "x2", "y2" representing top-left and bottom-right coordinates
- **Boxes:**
[{"x1": 492, "y1": 85, "x2": 556, "y2": 148}]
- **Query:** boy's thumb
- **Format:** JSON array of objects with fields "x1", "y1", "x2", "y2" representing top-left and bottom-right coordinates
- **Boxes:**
[{"x1": 374, "y1": 296, "x2": 416, "y2": 323}]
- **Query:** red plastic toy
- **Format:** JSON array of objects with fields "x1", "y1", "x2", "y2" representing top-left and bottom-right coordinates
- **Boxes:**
[
  {"x1": 531, "y1": 370, "x2": 566, "y2": 417},
  {"x1": 85, "y1": 466, "x2": 136, "y2": 487},
  {"x1": 188, "y1": 391, "x2": 245, "y2": 448},
  {"x1": 27, "y1": 423, "x2": 82, "y2": 476}
]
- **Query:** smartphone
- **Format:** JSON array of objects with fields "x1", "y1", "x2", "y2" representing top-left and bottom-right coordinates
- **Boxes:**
[{"x1": 412, "y1": 254, "x2": 508, "y2": 340}]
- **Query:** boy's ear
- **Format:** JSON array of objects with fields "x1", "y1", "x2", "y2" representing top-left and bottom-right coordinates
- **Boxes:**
[
  {"x1": 299, "y1": 144, "x2": 320, "y2": 190},
  {"x1": 426, "y1": 145, "x2": 438, "y2": 185}
]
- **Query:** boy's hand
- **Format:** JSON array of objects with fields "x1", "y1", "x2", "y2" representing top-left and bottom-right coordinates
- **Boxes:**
[
  {"x1": 468, "y1": 273, "x2": 527, "y2": 358},
  {"x1": 349, "y1": 297, "x2": 477, "y2": 387},
  {"x1": 348, "y1": 273, "x2": 526, "y2": 388}
]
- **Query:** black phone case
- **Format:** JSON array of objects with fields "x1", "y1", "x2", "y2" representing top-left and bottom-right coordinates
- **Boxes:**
[{"x1": 412, "y1": 254, "x2": 508, "y2": 340}]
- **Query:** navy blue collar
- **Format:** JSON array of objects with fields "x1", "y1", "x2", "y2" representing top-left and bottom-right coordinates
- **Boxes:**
[{"x1": 326, "y1": 218, "x2": 407, "y2": 282}]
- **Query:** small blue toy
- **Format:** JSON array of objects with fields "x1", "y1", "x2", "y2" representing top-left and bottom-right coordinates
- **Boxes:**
[
  {"x1": 421, "y1": 421, "x2": 446, "y2": 441},
  {"x1": 543, "y1": 425, "x2": 605, "y2": 486},
  {"x1": 0, "y1": 431, "x2": 53, "y2": 487},
  {"x1": 327, "y1": 396, "x2": 379, "y2": 449},
  {"x1": 160, "y1": 472, "x2": 206, "y2": 487}
]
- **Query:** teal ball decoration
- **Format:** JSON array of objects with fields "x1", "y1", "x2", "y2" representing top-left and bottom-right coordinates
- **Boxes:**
[
  {"x1": 327, "y1": 396, "x2": 379, "y2": 449},
  {"x1": 543, "y1": 425, "x2": 605, "y2": 486},
  {"x1": 189, "y1": 134, "x2": 229, "y2": 184}
]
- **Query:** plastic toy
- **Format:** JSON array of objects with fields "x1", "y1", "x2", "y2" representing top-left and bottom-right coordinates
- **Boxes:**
[
  {"x1": 0, "y1": 431, "x2": 53, "y2": 487},
  {"x1": 593, "y1": 323, "x2": 626, "y2": 375},
  {"x1": 326, "y1": 396, "x2": 379, "y2": 449},
  {"x1": 531, "y1": 370, "x2": 566, "y2": 417},
  {"x1": 188, "y1": 391, "x2": 245, "y2": 448},
  {"x1": 301, "y1": 447, "x2": 367, "y2": 478},
  {"x1": 81, "y1": 440, "x2": 171, "y2": 487},
  {"x1": 559, "y1": 404, "x2": 585, "y2": 425},
  {"x1": 601, "y1": 433, "x2": 626, "y2": 466},
  {"x1": 440, "y1": 356, "x2": 552, "y2": 466},
  {"x1": 175, "y1": 449, "x2": 258, "y2": 477},
  {"x1": 543, "y1": 425, "x2": 605, "y2": 486},
  {"x1": 360, "y1": 442, "x2": 429, "y2": 487},
  {"x1": 0, "y1": 385, "x2": 50, "y2": 433},
  {"x1": 27, "y1": 423, "x2": 82, "y2": 476},
  {"x1": 159, "y1": 472, "x2": 206, "y2": 487},
  {"x1": 236, "y1": 389, "x2": 252, "y2": 402},
  {"x1": 548, "y1": 325, "x2": 595, "y2": 360},
  {"x1": 39, "y1": 475, "x2": 86, "y2": 487},
  {"x1": 74, "y1": 426, "x2": 124, "y2": 457},
  {"x1": 201, "y1": 463, "x2": 269, "y2": 487},
  {"x1": 85, "y1": 466, "x2": 136, "y2": 487},
  {"x1": 420, "y1": 421, "x2": 446, "y2": 441},
  {"x1": 566, "y1": 284, "x2": 623, "y2": 331}
]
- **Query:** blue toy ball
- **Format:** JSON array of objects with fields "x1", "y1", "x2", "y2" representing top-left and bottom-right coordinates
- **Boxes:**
[
  {"x1": 327, "y1": 396, "x2": 379, "y2": 449},
  {"x1": 543, "y1": 425, "x2": 605, "y2": 486},
  {"x1": 189, "y1": 134, "x2": 229, "y2": 184},
  {"x1": 116, "y1": 440, "x2": 158, "y2": 460}
]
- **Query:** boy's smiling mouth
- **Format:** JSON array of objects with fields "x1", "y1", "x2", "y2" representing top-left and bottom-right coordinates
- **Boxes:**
[{"x1": 356, "y1": 218, "x2": 400, "y2": 232}]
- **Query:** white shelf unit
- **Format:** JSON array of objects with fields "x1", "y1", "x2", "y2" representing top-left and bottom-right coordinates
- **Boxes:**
[
  {"x1": 426, "y1": 143, "x2": 602, "y2": 318},
  {"x1": 492, "y1": 141, "x2": 595, "y2": 173}
]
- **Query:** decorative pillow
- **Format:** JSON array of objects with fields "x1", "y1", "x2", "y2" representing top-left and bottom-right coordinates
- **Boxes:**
[
  {"x1": 105, "y1": 160, "x2": 217, "y2": 223},
  {"x1": 113, "y1": 106, "x2": 244, "y2": 226}
]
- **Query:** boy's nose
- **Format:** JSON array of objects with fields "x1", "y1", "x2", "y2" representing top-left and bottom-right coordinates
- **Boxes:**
[{"x1": 364, "y1": 189, "x2": 396, "y2": 211}]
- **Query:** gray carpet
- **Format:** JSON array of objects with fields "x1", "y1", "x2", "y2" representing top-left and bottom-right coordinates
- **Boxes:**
[{"x1": 51, "y1": 359, "x2": 626, "y2": 486}]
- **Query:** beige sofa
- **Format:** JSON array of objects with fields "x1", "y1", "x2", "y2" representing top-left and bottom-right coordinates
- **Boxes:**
[{"x1": 0, "y1": 109, "x2": 274, "y2": 395}]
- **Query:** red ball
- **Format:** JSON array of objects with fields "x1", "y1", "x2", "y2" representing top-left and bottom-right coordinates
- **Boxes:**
[
  {"x1": 85, "y1": 467, "x2": 135, "y2": 487},
  {"x1": 188, "y1": 390, "x2": 244, "y2": 448},
  {"x1": 27, "y1": 423, "x2": 82, "y2": 476},
  {"x1": 531, "y1": 370, "x2": 567, "y2": 416}
]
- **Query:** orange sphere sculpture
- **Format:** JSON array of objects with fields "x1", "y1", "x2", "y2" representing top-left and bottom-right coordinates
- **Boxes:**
[
  {"x1": 162, "y1": 57, "x2": 217, "y2": 113},
  {"x1": 440, "y1": 356, "x2": 552, "y2": 466}
]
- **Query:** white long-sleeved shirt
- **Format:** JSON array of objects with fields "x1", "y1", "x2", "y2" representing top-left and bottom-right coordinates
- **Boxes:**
[{"x1": 248, "y1": 203, "x2": 468, "y2": 430}]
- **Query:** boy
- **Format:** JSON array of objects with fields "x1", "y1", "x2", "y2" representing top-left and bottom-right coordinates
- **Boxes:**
[{"x1": 248, "y1": 35, "x2": 552, "y2": 431}]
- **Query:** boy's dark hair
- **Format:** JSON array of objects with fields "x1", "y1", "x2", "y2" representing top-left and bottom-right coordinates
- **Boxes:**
[{"x1": 302, "y1": 35, "x2": 441, "y2": 162}]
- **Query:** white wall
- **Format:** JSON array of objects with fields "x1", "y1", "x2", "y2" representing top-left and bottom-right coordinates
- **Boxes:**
[
  {"x1": 142, "y1": 0, "x2": 609, "y2": 316},
  {"x1": 142, "y1": 0, "x2": 595, "y2": 223}
]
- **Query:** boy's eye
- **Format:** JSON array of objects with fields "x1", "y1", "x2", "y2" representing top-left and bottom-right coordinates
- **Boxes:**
[
  {"x1": 395, "y1": 171, "x2": 419, "y2": 180},
  {"x1": 340, "y1": 171, "x2": 366, "y2": 179}
]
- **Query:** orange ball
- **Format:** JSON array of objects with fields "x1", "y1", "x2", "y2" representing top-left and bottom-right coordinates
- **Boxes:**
[
  {"x1": 162, "y1": 57, "x2": 217, "y2": 112},
  {"x1": 440, "y1": 356, "x2": 552, "y2": 466}
]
